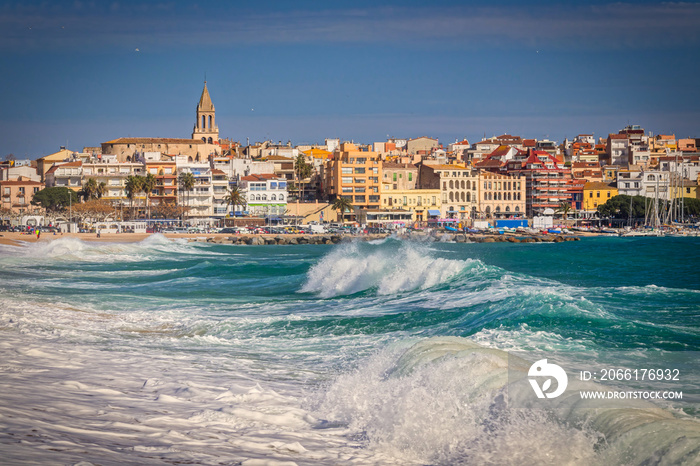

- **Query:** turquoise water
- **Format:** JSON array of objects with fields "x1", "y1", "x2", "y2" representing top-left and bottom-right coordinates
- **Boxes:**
[{"x1": 0, "y1": 235, "x2": 698, "y2": 464}]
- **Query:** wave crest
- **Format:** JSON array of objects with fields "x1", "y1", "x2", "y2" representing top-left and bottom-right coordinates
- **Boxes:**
[{"x1": 301, "y1": 241, "x2": 472, "y2": 298}]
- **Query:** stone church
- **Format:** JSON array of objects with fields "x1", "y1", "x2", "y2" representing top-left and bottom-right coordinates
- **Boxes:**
[{"x1": 101, "y1": 82, "x2": 222, "y2": 163}]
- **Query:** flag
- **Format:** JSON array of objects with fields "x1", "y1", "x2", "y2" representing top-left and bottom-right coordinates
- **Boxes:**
[{"x1": 320, "y1": 210, "x2": 324, "y2": 222}]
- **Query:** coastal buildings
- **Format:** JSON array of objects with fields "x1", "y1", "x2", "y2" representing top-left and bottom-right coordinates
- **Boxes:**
[{"x1": 4, "y1": 79, "x2": 700, "y2": 229}]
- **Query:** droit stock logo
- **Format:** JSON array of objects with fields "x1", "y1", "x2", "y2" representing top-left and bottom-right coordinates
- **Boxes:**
[{"x1": 528, "y1": 359, "x2": 568, "y2": 399}]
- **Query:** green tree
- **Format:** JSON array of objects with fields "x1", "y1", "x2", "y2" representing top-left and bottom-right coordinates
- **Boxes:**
[
  {"x1": 142, "y1": 173, "x2": 157, "y2": 219},
  {"x1": 222, "y1": 186, "x2": 246, "y2": 217},
  {"x1": 178, "y1": 171, "x2": 196, "y2": 223},
  {"x1": 597, "y1": 195, "x2": 654, "y2": 220},
  {"x1": 124, "y1": 175, "x2": 144, "y2": 219},
  {"x1": 31, "y1": 187, "x2": 79, "y2": 212},
  {"x1": 96, "y1": 181, "x2": 107, "y2": 199},
  {"x1": 295, "y1": 153, "x2": 314, "y2": 202},
  {"x1": 331, "y1": 196, "x2": 353, "y2": 223},
  {"x1": 80, "y1": 177, "x2": 99, "y2": 201}
]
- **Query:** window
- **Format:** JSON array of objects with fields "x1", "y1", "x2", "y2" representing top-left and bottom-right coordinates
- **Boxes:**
[
  {"x1": 607, "y1": 192, "x2": 611, "y2": 198},
  {"x1": 354, "y1": 178, "x2": 365, "y2": 184},
  {"x1": 342, "y1": 187, "x2": 353, "y2": 193},
  {"x1": 342, "y1": 177, "x2": 353, "y2": 184},
  {"x1": 393, "y1": 173, "x2": 397, "y2": 182},
  {"x1": 369, "y1": 195, "x2": 380, "y2": 203},
  {"x1": 355, "y1": 167, "x2": 365, "y2": 174},
  {"x1": 354, "y1": 195, "x2": 366, "y2": 203},
  {"x1": 408, "y1": 173, "x2": 413, "y2": 181},
  {"x1": 355, "y1": 187, "x2": 366, "y2": 193},
  {"x1": 342, "y1": 167, "x2": 353, "y2": 175}
]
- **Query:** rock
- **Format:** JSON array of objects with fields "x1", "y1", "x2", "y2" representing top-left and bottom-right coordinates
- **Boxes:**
[
  {"x1": 455, "y1": 234, "x2": 467, "y2": 243},
  {"x1": 264, "y1": 237, "x2": 276, "y2": 245},
  {"x1": 482, "y1": 237, "x2": 495, "y2": 242},
  {"x1": 506, "y1": 237, "x2": 520, "y2": 243},
  {"x1": 330, "y1": 235, "x2": 341, "y2": 244},
  {"x1": 553, "y1": 236, "x2": 564, "y2": 243},
  {"x1": 288, "y1": 238, "x2": 298, "y2": 245}
]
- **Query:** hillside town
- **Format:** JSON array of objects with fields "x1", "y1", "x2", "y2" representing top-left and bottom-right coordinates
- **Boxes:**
[{"x1": 2, "y1": 83, "x2": 699, "y2": 233}]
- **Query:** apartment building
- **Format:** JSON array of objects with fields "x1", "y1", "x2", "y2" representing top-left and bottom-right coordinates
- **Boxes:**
[
  {"x1": 381, "y1": 163, "x2": 418, "y2": 192},
  {"x1": 82, "y1": 157, "x2": 145, "y2": 203},
  {"x1": 239, "y1": 174, "x2": 288, "y2": 217},
  {"x1": 477, "y1": 171, "x2": 526, "y2": 219},
  {"x1": 45, "y1": 161, "x2": 83, "y2": 192},
  {"x1": 325, "y1": 142, "x2": 382, "y2": 210},
  {"x1": 504, "y1": 150, "x2": 572, "y2": 217},
  {"x1": 419, "y1": 164, "x2": 478, "y2": 220},
  {"x1": 0, "y1": 177, "x2": 44, "y2": 214},
  {"x1": 176, "y1": 158, "x2": 214, "y2": 223},
  {"x1": 380, "y1": 188, "x2": 441, "y2": 222}
]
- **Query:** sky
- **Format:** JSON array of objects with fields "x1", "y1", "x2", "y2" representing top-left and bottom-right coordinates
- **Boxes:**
[{"x1": 1, "y1": 0, "x2": 699, "y2": 159}]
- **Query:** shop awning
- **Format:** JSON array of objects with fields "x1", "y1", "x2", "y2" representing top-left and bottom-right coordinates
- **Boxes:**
[{"x1": 428, "y1": 209, "x2": 441, "y2": 215}]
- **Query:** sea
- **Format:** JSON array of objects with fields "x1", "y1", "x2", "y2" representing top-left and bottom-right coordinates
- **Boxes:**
[{"x1": 0, "y1": 234, "x2": 699, "y2": 465}]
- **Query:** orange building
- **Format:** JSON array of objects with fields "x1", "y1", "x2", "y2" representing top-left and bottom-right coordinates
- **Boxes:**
[
  {"x1": 1, "y1": 177, "x2": 45, "y2": 214},
  {"x1": 325, "y1": 142, "x2": 382, "y2": 211}
]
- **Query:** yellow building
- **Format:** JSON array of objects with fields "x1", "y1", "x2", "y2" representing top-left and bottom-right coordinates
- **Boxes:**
[
  {"x1": 583, "y1": 181, "x2": 618, "y2": 213},
  {"x1": 36, "y1": 148, "x2": 75, "y2": 182},
  {"x1": 669, "y1": 179, "x2": 698, "y2": 200},
  {"x1": 380, "y1": 188, "x2": 441, "y2": 222}
]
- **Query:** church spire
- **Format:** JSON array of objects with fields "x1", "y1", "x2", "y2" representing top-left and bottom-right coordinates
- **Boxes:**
[
  {"x1": 197, "y1": 81, "x2": 215, "y2": 112},
  {"x1": 192, "y1": 81, "x2": 218, "y2": 144}
]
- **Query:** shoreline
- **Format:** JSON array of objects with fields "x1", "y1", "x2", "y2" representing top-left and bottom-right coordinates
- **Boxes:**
[{"x1": 0, "y1": 230, "x2": 595, "y2": 247}]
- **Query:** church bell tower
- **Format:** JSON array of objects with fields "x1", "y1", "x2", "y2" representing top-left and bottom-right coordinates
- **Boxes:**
[{"x1": 192, "y1": 81, "x2": 219, "y2": 144}]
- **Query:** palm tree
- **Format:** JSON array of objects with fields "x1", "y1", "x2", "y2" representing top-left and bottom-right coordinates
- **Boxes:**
[
  {"x1": 295, "y1": 153, "x2": 313, "y2": 202},
  {"x1": 96, "y1": 181, "x2": 107, "y2": 199},
  {"x1": 142, "y1": 173, "x2": 157, "y2": 220},
  {"x1": 556, "y1": 202, "x2": 572, "y2": 225},
  {"x1": 222, "y1": 186, "x2": 246, "y2": 220},
  {"x1": 125, "y1": 175, "x2": 144, "y2": 219},
  {"x1": 80, "y1": 178, "x2": 98, "y2": 201},
  {"x1": 331, "y1": 196, "x2": 353, "y2": 223},
  {"x1": 178, "y1": 171, "x2": 196, "y2": 223}
]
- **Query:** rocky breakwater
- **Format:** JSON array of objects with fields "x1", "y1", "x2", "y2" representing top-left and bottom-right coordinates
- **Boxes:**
[{"x1": 189, "y1": 232, "x2": 581, "y2": 245}]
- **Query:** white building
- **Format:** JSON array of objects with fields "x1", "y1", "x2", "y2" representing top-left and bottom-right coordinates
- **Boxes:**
[
  {"x1": 176, "y1": 158, "x2": 214, "y2": 224},
  {"x1": 239, "y1": 174, "x2": 288, "y2": 218}
]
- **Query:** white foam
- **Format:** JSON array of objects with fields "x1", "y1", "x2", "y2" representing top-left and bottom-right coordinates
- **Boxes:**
[
  {"x1": 313, "y1": 337, "x2": 700, "y2": 465},
  {"x1": 301, "y1": 241, "x2": 471, "y2": 298}
]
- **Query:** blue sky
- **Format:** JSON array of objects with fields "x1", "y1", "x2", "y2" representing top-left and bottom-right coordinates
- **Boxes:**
[{"x1": 1, "y1": 0, "x2": 699, "y2": 158}]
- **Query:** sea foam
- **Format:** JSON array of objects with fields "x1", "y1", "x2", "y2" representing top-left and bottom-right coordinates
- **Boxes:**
[{"x1": 301, "y1": 241, "x2": 471, "y2": 298}]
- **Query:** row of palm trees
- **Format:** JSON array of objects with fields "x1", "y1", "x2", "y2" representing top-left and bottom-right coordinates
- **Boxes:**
[{"x1": 124, "y1": 174, "x2": 157, "y2": 219}]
